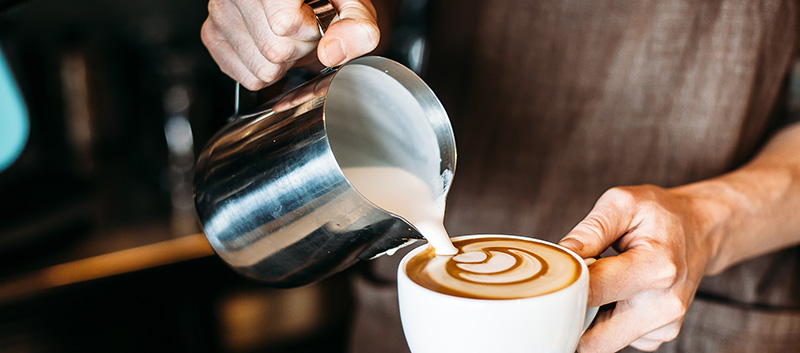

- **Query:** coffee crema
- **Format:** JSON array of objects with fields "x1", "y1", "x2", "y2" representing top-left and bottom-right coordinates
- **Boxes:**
[{"x1": 405, "y1": 237, "x2": 581, "y2": 299}]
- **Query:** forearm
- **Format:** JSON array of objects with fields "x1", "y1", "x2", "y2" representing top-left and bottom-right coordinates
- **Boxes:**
[{"x1": 673, "y1": 122, "x2": 800, "y2": 275}]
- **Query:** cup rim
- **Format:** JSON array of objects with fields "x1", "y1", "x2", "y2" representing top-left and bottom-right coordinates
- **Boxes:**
[{"x1": 398, "y1": 234, "x2": 589, "y2": 302}]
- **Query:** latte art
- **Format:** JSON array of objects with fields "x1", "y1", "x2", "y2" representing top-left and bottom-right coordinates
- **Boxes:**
[
  {"x1": 406, "y1": 237, "x2": 581, "y2": 299},
  {"x1": 450, "y1": 246, "x2": 547, "y2": 284}
]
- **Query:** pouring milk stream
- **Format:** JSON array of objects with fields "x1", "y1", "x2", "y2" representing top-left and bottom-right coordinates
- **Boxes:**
[{"x1": 341, "y1": 166, "x2": 458, "y2": 255}]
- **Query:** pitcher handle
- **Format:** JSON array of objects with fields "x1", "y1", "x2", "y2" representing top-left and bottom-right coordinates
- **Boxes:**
[{"x1": 307, "y1": 0, "x2": 339, "y2": 35}]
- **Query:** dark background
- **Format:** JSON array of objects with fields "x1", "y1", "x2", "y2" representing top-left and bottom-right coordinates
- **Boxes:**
[{"x1": 0, "y1": 0, "x2": 425, "y2": 351}]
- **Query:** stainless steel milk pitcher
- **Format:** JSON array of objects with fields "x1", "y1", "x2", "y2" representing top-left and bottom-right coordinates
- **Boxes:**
[{"x1": 193, "y1": 1, "x2": 456, "y2": 287}]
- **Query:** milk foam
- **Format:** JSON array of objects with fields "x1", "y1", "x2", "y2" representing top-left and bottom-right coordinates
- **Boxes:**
[
  {"x1": 406, "y1": 237, "x2": 581, "y2": 299},
  {"x1": 341, "y1": 166, "x2": 457, "y2": 255}
]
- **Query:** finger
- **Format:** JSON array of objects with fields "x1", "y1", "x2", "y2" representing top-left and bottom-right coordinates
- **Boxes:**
[
  {"x1": 318, "y1": 0, "x2": 380, "y2": 66},
  {"x1": 629, "y1": 338, "x2": 663, "y2": 352},
  {"x1": 629, "y1": 320, "x2": 682, "y2": 351},
  {"x1": 579, "y1": 295, "x2": 683, "y2": 353},
  {"x1": 586, "y1": 242, "x2": 678, "y2": 307},
  {"x1": 208, "y1": 0, "x2": 291, "y2": 84},
  {"x1": 201, "y1": 18, "x2": 269, "y2": 90},
  {"x1": 558, "y1": 188, "x2": 640, "y2": 259},
  {"x1": 236, "y1": 0, "x2": 318, "y2": 63},
  {"x1": 262, "y1": 0, "x2": 321, "y2": 40}
]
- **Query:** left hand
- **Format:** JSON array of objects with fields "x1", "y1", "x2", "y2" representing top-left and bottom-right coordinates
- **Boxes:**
[{"x1": 558, "y1": 184, "x2": 721, "y2": 352}]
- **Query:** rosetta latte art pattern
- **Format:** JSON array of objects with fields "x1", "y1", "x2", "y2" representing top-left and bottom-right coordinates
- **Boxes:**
[
  {"x1": 448, "y1": 246, "x2": 548, "y2": 284},
  {"x1": 406, "y1": 237, "x2": 581, "y2": 299}
]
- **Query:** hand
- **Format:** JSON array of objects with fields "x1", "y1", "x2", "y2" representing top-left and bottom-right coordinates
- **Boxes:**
[
  {"x1": 558, "y1": 184, "x2": 721, "y2": 352},
  {"x1": 201, "y1": 0, "x2": 380, "y2": 90}
]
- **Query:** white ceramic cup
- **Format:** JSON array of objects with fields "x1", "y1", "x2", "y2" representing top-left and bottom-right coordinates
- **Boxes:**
[{"x1": 398, "y1": 234, "x2": 598, "y2": 353}]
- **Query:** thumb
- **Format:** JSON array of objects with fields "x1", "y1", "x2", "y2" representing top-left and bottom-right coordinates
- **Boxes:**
[
  {"x1": 318, "y1": 0, "x2": 380, "y2": 66},
  {"x1": 558, "y1": 191, "x2": 638, "y2": 259}
]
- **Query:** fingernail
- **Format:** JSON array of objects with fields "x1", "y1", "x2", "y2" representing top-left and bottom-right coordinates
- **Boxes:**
[
  {"x1": 322, "y1": 38, "x2": 347, "y2": 66},
  {"x1": 559, "y1": 237, "x2": 585, "y2": 252}
]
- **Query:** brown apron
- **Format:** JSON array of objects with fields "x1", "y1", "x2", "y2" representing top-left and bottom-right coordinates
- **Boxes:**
[{"x1": 349, "y1": 0, "x2": 800, "y2": 352}]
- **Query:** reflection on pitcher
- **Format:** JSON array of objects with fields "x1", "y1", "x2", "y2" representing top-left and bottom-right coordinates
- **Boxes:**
[{"x1": 271, "y1": 71, "x2": 334, "y2": 114}]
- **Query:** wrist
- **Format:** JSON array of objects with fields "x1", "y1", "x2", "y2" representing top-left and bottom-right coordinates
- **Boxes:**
[
  {"x1": 670, "y1": 179, "x2": 733, "y2": 275},
  {"x1": 672, "y1": 164, "x2": 798, "y2": 275}
]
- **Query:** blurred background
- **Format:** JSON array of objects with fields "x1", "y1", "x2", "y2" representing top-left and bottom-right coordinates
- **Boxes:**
[{"x1": 0, "y1": 0, "x2": 427, "y2": 351}]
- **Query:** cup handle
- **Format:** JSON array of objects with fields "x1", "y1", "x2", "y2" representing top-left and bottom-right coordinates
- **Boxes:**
[
  {"x1": 581, "y1": 257, "x2": 599, "y2": 333},
  {"x1": 583, "y1": 306, "x2": 599, "y2": 333}
]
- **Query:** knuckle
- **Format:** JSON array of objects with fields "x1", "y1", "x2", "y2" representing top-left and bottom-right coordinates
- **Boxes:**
[
  {"x1": 239, "y1": 76, "x2": 267, "y2": 91},
  {"x1": 269, "y1": 8, "x2": 303, "y2": 37},
  {"x1": 207, "y1": 0, "x2": 228, "y2": 25},
  {"x1": 603, "y1": 184, "x2": 663, "y2": 208},
  {"x1": 207, "y1": 0, "x2": 221, "y2": 13},
  {"x1": 252, "y1": 63, "x2": 283, "y2": 85},
  {"x1": 654, "y1": 259, "x2": 679, "y2": 288},
  {"x1": 602, "y1": 186, "x2": 639, "y2": 207},
  {"x1": 200, "y1": 20, "x2": 217, "y2": 47},
  {"x1": 661, "y1": 325, "x2": 682, "y2": 342},
  {"x1": 648, "y1": 321, "x2": 683, "y2": 344},
  {"x1": 260, "y1": 42, "x2": 295, "y2": 63},
  {"x1": 630, "y1": 340, "x2": 662, "y2": 352},
  {"x1": 662, "y1": 295, "x2": 688, "y2": 323},
  {"x1": 639, "y1": 197, "x2": 665, "y2": 214}
]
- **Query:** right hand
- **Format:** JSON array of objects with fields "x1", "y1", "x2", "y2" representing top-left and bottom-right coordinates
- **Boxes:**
[{"x1": 201, "y1": 0, "x2": 380, "y2": 90}]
